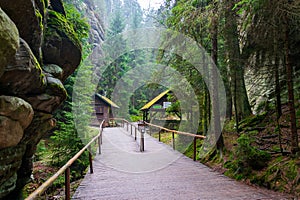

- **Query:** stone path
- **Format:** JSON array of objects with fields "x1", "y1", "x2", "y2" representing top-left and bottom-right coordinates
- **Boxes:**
[{"x1": 72, "y1": 127, "x2": 292, "y2": 200}]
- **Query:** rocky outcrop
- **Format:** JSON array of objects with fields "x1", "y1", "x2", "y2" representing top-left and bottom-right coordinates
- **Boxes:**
[
  {"x1": 0, "y1": 0, "x2": 45, "y2": 62},
  {"x1": 0, "y1": 0, "x2": 82, "y2": 198},
  {"x1": 0, "y1": 8, "x2": 19, "y2": 78},
  {"x1": 73, "y1": 0, "x2": 105, "y2": 81},
  {"x1": 0, "y1": 39, "x2": 46, "y2": 95},
  {"x1": 42, "y1": 9, "x2": 82, "y2": 81},
  {"x1": 0, "y1": 96, "x2": 33, "y2": 149}
]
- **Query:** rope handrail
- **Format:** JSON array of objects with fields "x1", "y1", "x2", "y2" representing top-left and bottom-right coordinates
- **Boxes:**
[{"x1": 26, "y1": 120, "x2": 104, "y2": 200}]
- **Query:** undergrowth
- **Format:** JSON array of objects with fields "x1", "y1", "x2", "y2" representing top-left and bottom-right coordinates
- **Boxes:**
[{"x1": 185, "y1": 104, "x2": 300, "y2": 197}]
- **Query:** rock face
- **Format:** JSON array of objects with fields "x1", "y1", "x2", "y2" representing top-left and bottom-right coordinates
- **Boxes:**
[
  {"x1": 0, "y1": 8, "x2": 19, "y2": 78},
  {"x1": 0, "y1": 0, "x2": 45, "y2": 62},
  {"x1": 0, "y1": 96, "x2": 34, "y2": 149},
  {"x1": 0, "y1": 38, "x2": 46, "y2": 95},
  {"x1": 42, "y1": 9, "x2": 82, "y2": 81},
  {"x1": 0, "y1": 0, "x2": 82, "y2": 198}
]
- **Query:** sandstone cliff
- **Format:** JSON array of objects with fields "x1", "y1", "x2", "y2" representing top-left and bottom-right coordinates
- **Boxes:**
[{"x1": 0, "y1": 0, "x2": 82, "y2": 198}]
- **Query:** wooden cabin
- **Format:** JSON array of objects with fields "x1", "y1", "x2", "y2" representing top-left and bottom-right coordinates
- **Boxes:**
[
  {"x1": 94, "y1": 94, "x2": 119, "y2": 127},
  {"x1": 140, "y1": 90, "x2": 172, "y2": 122}
]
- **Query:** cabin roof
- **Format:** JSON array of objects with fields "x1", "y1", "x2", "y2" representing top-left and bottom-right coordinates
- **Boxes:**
[
  {"x1": 140, "y1": 90, "x2": 170, "y2": 111},
  {"x1": 95, "y1": 94, "x2": 120, "y2": 108}
]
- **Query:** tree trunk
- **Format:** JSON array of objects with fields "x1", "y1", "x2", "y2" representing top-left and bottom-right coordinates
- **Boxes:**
[
  {"x1": 223, "y1": 0, "x2": 252, "y2": 125},
  {"x1": 202, "y1": 52, "x2": 209, "y2": 135},
  {"x1": 284, "y1": 14, "x2": 299, "y2": 154},
  {"x1": 273, "y1": 20, "x2": 282, "y2": 118},
  {"x1": 211, "y1": 1, "x2": 224, "y2": 152},
  {"x1": 274, "y1": 57, "x2": 282, "y2": 118}
]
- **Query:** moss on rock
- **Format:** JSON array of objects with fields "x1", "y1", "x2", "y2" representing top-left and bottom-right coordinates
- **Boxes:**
[
  {"x1": 46, "y1": 10, "x2": 81, "y2": 49},
  {"x1": 0, "y1": 8, "x2": 19, "y2": 77}
]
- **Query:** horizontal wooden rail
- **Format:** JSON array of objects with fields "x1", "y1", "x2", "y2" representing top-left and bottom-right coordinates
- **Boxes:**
[
  {"x1": 144, "y1": 122, "x2": 206, "y2": 139},
  {"x1": 110, "y1": 118, "x2": 205, "y2": 160},
  {"x1": 144, "y1": 121, "x2": 205, "y2": 161},
  {"x1": 26, "y1": 120, "x2": 104, "y2": 200}
]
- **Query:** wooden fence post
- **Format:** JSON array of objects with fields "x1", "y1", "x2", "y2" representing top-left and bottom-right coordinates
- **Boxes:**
[
  {"x1": 193, "y1": 137, "x2": 197, "y2": 161},
  {"x1": 135, "y1": 127, "x2": 137, "y2": 140},
  {"x1": 172, "y1": 132, "x2": 175, "y2": 150},
  {"x1": 65, "y1": 167, "x2": 71, "y2": 200},
  {"x1": 98, "y1": 134, "x2": 101, "y2": 154},
  {"x1": 159, "y1": 130, "x2": 161, "y2": 142},
  {"x1": 140, "y1": 126, "x2": 145, "y2": 152},
  {"x1": 88, "y1": 146, "x2": 93, "y2": 174}
]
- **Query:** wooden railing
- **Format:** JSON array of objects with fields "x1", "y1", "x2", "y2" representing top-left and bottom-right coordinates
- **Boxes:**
[
  {"x1": 110, "y1": 118, "x2": 206, "y2": 161},
  {"x1": 144, "y1": 121, "x2": 206, "y2": 161},
  {"x1": 26, "y1": 120, "x2": 104, "y2": 200},
  {"x1": 112, "y1": 118, "x2": 145, "y2": 152}
]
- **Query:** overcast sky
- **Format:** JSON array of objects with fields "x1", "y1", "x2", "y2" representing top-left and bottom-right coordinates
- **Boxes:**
[{"x1": 137, "y1": 0, "x2": 164, "y2": 10}]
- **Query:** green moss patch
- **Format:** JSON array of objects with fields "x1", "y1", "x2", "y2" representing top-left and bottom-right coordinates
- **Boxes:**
[{"x1": 46, "y1": 10, "x2": 81, "y2": 49}]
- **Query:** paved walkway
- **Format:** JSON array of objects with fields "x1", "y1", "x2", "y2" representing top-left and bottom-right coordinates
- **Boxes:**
[{"x1": 72, "y1": 127, "x2": 291, "y2": 200}]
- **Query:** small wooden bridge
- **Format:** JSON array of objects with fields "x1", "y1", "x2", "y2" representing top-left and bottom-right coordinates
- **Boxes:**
[{"x1": 72, "y1": 124, "x2": 289, "y2": 199}]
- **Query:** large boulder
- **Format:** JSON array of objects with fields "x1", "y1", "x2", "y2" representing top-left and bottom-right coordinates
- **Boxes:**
[
  {"x1": 0, "y1": 39, "x2": 47, "y2": 95},
  {"x1": 0, "y1": 0, "x2": 45, "y2": 61},
  {"x1": 0, "y1": 96, "x2": 33, "y2": 129},
  {"x1": 0, "y1": 96, "x2": 33, "y2": 149},
  {"x1": 42, "y1": 10, "x2": 82, "y2": 81},
  {"x1": 0, "y1": 8, "x2": 19, "y2": 78},
  {"x1": 0, "y1": 116, "x2": 23, "y2": 149},
  {"x1": 24, "y1": 76, "x2": 67, "y2": 113}
]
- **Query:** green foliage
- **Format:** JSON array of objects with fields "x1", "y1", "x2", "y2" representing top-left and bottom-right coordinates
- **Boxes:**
[
  {"x1": 235, "y1": 134, "x2": 271, "y2": 170},
  {"x1": 49, "y1": 112, "x2": 88, "y2": 168},
  {"x1": 64, "y1": 3, "x2": 91, "y2": 59},
  {"x1": 130, "y1": 115, "x2": 142, "y2": 122},
  {"x1": 233, "y1": 0, "x2": 264, "y2": 14},
  {"x1": 225, "y1": 134, "x2": 271, "y2": 179},
  {"x1": 46, "y1": 10, "x2": 81, "y2": 48},
  {"x1": 34, "y1": 140, "x2": 48, "y2": 162},
  {"x1": 223, "y1": 119, "x2": 236, "y2": 133},
  {"x1": 129, "y1": 108, "x2": 139, "y2": 115},
  {"x1": 47, "y1": 2, "x2": 93, "y2": 177},
  {"x1": 184, "y1": 138, "x2": 202, "y2": 160},
  {"x1": 254, "y1": 157, "x2": 300, "y2": 193},
  {"x1": 238, "y1": 112, "x2": 267, "y2": 130},
  {"x1": 64, "y1": 4, "x2": 90, "y2": 42},
  {"x1": 35, "y1": 9, "x2": 44, "y2": 31},
  {"x1": 255, "y1": 101, "x2": 275, "y2": 114}
]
